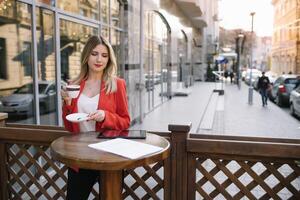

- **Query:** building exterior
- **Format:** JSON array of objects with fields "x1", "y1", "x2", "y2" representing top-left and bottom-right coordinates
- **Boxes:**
[
  {"x1": 0, "y1": 0, "x2": 219, "y2": 126},
  {"x1": 254, "y1": 36, "x2": 272, "y2": 72},
  {"x1": 271, "y1": 0, "x2": 300, "y2": 75}
]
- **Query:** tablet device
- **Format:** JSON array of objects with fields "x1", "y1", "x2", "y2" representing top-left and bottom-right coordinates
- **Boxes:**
[{"x1": 97, "y1": 129, "x2": 146, "y2": 139}]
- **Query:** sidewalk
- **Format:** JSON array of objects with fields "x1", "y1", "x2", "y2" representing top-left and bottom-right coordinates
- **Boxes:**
[
  {"x1": 131, "y1": 82, "x2": 216, "y2": 133},
  {"x1": 131, "y1": 81, "x2": 300, "y2": 139},
  {"x1": 223, "y1": 82, "x2": 300, "y2": 139}
]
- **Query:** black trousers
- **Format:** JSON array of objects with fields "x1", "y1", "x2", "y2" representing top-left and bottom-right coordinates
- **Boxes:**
[{"x1": 66, "y1": 168, "x2": 99, "y2": 200}]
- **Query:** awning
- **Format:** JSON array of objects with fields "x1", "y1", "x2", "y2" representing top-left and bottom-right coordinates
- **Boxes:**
[{"x1": 216, "y1": 56, "x2": 229, "y2": 64}]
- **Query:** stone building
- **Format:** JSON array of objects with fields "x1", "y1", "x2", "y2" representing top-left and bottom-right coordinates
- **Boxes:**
[{"x1": 271, "y1": 0, "x2": 300, "y2": 74}]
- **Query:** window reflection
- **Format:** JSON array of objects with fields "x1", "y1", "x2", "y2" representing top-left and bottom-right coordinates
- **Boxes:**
[
  {"x1": 101, "y1": 26, "x2": 109, "y2": 41},
  {"x1": 111, "y1": 29, "x2": 123, "y2": 77},
  {"x1": 0, "y1": 37, "x2": 7, "y2": 79},
  {"x1": 144, "y1": 11, "x2": 168, "y2": 112},
  {"x1": 178, "y1": 33, "x2": 187, "y2": 83},
  {"x1": 36, "y1": 0, "x2": 55, "y2": 6},
  {"x1": 111, "y1": 0, "x2": 120, "y2": 27},
  {"x1": 60, "y1": 19, "x2": 97, "y2": 82},
  {"x1": 0, "y1": 2, "x2": 34, "y2": 124},
  {"x1": 0, "y1": 0, "x2": 126, "y2": 125},
  {"x1": 57, "y1": 0, "x2": 98, "y2": 20},
  {"x1": 101, "y1": 0, "x2": 109, "y2": 23},
  {"x1": 36, "y1": 7, "x2": 57, "y2": 125}
]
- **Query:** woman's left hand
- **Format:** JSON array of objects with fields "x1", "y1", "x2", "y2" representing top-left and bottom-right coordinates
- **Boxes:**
[{"x1": 88, "y1": 110, "x2": 105, "y2": 122}]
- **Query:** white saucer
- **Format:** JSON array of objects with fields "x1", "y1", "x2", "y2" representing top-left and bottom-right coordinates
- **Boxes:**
[{"x1": 66, "y1": 113, "x2": 89, "y2": 123}]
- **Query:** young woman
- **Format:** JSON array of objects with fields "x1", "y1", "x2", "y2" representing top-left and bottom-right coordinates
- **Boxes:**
[{"x1": 61, "y1": 35, "x2": 130, "y2": 199}]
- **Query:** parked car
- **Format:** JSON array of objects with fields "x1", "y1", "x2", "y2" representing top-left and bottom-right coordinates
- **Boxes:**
[
  {"x1": 269, "y1": 74, "x2": 299, "y2": 107},
  {"x1": 289, "y1": 84, "x2": 300, "y2": 117},
  {"x1": 0, "y1": 81, "x2": 66, "y2": 115}
]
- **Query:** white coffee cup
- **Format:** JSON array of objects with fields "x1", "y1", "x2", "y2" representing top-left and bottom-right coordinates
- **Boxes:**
[{"x1": 66, "y1": 85, "x2": 80, "y2": 98}]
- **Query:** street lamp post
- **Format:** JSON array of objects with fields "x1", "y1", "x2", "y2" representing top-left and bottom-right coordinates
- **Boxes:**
[
  {"x1": 248, "y1": 12, "x2": 255, "y2": 105},
  {"x1": 235, "y1": 33, "x2": 245, "y2": 89}
]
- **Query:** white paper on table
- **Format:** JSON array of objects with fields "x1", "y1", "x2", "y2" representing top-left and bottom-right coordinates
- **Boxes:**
[{"x1": 88, "y1": 138, "x2": 164, "y2": 159}]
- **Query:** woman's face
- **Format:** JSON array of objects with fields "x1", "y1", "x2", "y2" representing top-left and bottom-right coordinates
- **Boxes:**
[{"x1": 88, "y1": 44, "x2": 109, "y2": 73}]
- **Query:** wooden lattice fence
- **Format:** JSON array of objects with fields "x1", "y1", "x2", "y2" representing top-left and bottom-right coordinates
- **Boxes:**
[{"x1": 0, "y1": 114, "x2": 299, "y2": 200}]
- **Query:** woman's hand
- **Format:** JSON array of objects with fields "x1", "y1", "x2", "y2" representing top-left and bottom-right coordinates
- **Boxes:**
[
  {"x1": 61, "y1": 89, "x2": 72, "y2": 106},
  {"x1": 88, "y1": 110, "x2": 105, "y2": 122}
]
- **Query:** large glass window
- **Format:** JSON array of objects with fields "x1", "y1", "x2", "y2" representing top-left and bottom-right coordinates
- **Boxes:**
[
  {"x1": 60, "y1": 19, "x2": 97, "y2": 83},
  {"x1": 0, "y1": 2, "x2": 34, "y2": 124},
  {"x1": 111, "y1": 28, "x2": 124, "y2": 77},
  {"x1": 57, "y1": 0, "x2": 99, "y2": 20},
  {"x1": 0, "y1": 0, "x2": 125, "y2": 125},
  {"x1": 144, "y1": 11, "x2": 168, "y2": 113},
  {"x1": 36, "y1": 7, "x2": 57, "y2": 125}
]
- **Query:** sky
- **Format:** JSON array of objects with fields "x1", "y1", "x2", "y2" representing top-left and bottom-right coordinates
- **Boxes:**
[{"x1": 219, "y1": 0, "x2": 274, "y2": 37}]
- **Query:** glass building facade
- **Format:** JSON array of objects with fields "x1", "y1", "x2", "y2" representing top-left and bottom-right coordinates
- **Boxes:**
[
  {"x1": 0, "y1": 0, "x2": 214, "y2": 126},
  {"x1": 0, "y1": 0, "x2": 126, "y2": 125}
]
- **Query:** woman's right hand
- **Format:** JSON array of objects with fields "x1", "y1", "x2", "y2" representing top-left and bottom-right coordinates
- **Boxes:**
[{"x1": 61, "y1": 88, "x2": 72, "y2": 106}]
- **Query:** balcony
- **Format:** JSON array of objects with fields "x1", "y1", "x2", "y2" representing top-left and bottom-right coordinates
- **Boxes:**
[
  {"x1": 160, "y1": 0, "x2": 207, "y2": 30},
  {"x1": 0, "y1": 113, "x2": 299, "y2": 199},
  {"x1": 174, "y1": 0, "x2": 202, "y2": 18}
]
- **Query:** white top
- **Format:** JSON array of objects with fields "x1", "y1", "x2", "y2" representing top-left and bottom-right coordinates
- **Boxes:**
[{"x1": 78, "y1": 94, "x2": 99, "y2": 132}]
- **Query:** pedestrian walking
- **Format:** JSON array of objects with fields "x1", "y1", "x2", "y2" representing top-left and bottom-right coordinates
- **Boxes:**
[
  {"x1": 229, "y1": 70, "x2": 234, "y2": 84},
  {"x1": 257, "y1": 71, "x2": 270, "y2": 107},
  {"x1": 224, "y1": 70, "x2": 228, "y2": 81}
]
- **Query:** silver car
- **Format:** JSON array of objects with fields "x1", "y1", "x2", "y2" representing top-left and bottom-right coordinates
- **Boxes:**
[
  {"x1": 269, "y1": 74, "x2": 299, "y2": 106},
  {"x1": 0, "y1": 81, "x2": 65, "y2": 116},
  {"x1": 290, "y1": 84, "x2": 300, "y2": 117}
]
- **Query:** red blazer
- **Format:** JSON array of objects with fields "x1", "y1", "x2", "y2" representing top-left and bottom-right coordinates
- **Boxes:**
[{"x1": 62, "y1": 78, "x2": 130, "y2": 134}]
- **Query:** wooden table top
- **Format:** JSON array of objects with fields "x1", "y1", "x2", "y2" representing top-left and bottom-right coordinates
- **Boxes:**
[{"x1": 50, "y1": 132, "x2": 170, "y2": 170}]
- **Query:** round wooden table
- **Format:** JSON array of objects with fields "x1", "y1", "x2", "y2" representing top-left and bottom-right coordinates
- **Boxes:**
[{"x1": 50, "y1": 132, "x2": 170, "y2": 200}]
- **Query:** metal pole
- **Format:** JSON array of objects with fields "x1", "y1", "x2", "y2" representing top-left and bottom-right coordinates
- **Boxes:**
[
  {"x1": 235, "y1": 37, "x2": 240, "y2": 89},
  {"x1": 139, "y1": 1, "x2": 144, "y2": 122},
  {"x1": 248, "y1": 12, "x2": 255, "y2": 105}
]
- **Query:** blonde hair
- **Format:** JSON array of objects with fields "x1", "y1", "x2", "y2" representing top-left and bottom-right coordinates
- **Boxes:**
[{"x1": 72, "y1": 35, "x2": 117, "y2": 93}]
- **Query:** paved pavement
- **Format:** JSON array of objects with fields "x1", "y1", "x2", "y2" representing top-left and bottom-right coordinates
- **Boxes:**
[
  {"x1": 131, "y1": 82, "x2": 216, "y2": 133},
  {"x1": 222, "y1": 81, "x2": 300, "y2": 139},
  {"x1": 131, "y1": 80, "x2": 300, "y2": 139}
]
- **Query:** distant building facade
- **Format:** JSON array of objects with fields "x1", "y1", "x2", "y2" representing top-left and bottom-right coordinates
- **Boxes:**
[
  {"x1": 271, "y1": 0, "x2": 300, "y2": 74},
  {"x1": 254, "y1": 36, "x2": 272, "y2": 72}
]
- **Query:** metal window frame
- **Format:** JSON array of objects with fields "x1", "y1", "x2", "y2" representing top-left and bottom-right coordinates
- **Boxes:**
[{"x1": 139, "y1": 0, "x2": 144, "y2": 122}]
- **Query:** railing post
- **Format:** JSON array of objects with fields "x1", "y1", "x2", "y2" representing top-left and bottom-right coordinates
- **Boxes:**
[
  {"x1": 0, "y1": 113, "x2": 8, "y2": 200},
  {"x1": 168, "y1": 123, "x2": 191, "y2": 200},
  {"x1": 0, "y1": 113, "x2": 7, "y2": 127}
]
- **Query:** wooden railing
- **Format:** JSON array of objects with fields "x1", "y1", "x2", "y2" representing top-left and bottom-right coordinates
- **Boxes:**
[{"x1": 0, "y1": 113, "x2": 299, "y2": 200}]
